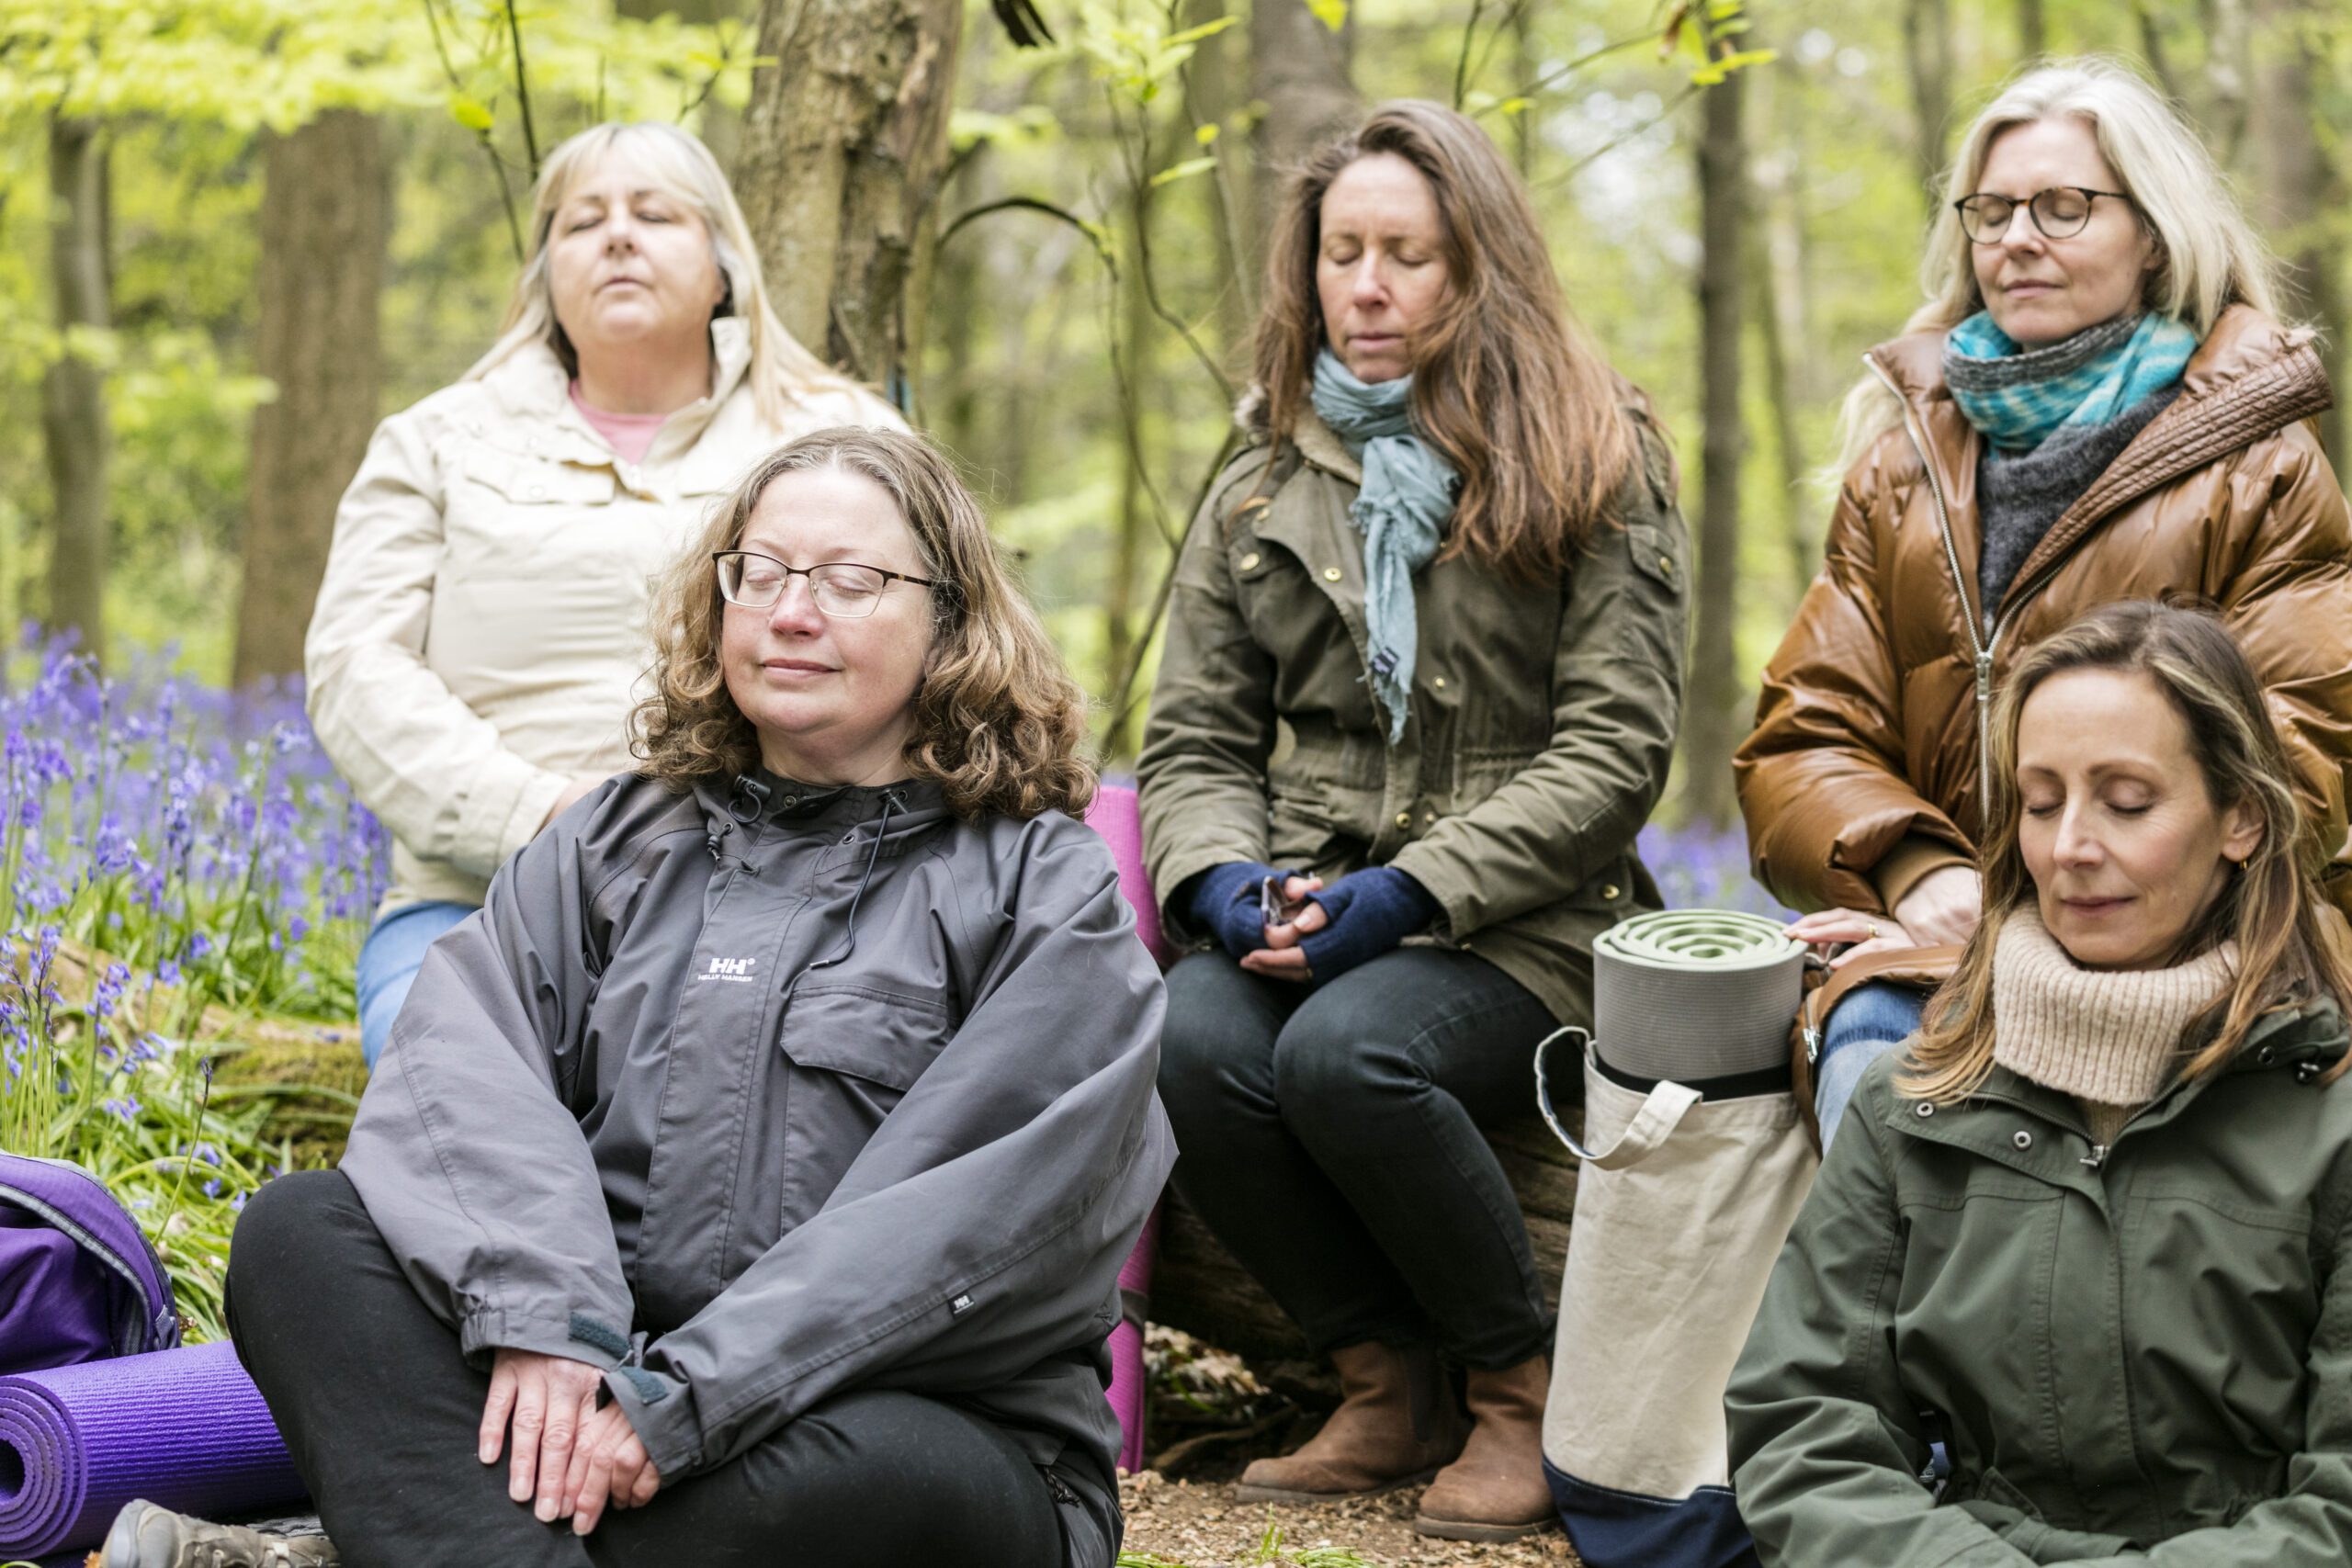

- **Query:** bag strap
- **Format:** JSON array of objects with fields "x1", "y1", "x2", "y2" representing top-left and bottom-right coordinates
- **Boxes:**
[{"x1": 1533, "y1": 1026, "x2": 1702, "y2": 1170}]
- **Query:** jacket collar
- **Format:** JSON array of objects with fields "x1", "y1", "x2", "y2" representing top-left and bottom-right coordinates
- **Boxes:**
[
  {"x1": 1292, "y1": 407, "x2": 1364, "y2": 486},
  {"x1": 476, "y1": 317, "x2": 755, "y2": 460},
  {"x1": 1902, "y1": 993, "x2": 2348, "y2": 1153},
  {"x1": 1864, "y1": 305, "x2": 2332, "y2": 622}
]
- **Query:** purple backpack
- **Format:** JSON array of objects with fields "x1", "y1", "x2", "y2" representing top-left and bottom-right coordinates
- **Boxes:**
[{"x1": 0, "y1": 1153, "x2": 181, "y2": 1372}]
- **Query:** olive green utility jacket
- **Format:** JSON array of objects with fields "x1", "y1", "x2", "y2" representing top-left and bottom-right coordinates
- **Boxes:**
[
  {"x1": 1726, "y1": 1004, "x2": 2352, "y2": 1566},
  {"x1": 1136, "y1": 405, "x2": 1689, "y2": 1023}
]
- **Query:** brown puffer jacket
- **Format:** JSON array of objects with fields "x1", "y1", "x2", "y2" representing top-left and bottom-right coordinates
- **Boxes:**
[{"x1": 1737, "y1": 305, "x2": 2352, "y2": 918}]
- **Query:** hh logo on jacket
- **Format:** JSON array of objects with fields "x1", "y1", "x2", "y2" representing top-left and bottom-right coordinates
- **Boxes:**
[{"x1": 701, "y1": 956, "x2": 756, "y2": 983}]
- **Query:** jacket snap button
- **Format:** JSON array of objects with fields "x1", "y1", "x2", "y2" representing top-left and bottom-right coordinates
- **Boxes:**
[
  {"x1": 1238, "y1": 551, "x2": 1261, "y2": 570},
  {"x1": 1659, "y1": 554, "x2": 1675, "y2": 575},
  {"x1": 1433, "y1": 676, "x2": 1447, "y2": 689},
  {"x1": 1915, "y1": 1102, "x2": 1935, "y2": 1118},
  {"x1": 1395, "y1": 811, "x2": 1413, "y2": 829},
  {"x1": 2013, "y1": 1131, "x2": 2033, "y2": 1150},
  {"x1": 1600, "y1": 884, "x2": 1621, "y2": 901},
  {"x1": 1322, "y1": 567, "x2": 1343, "y2": 582}
]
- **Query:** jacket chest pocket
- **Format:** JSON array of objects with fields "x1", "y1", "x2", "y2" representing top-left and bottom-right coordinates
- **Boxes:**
[
  {"x1": 1232, "y1": 541, "x2": 1374, "y2": 722},
  {"x1": 446, "y1": 446, "x2": 622, "y2": 579},
  {"x1": 772, "y1": 985, "x2": 955, "y2": 1228}
]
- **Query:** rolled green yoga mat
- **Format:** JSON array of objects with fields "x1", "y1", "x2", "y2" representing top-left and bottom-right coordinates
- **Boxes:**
[{"x1": 1590, "y1": 910, "x2": 1807, "y2": 1084}]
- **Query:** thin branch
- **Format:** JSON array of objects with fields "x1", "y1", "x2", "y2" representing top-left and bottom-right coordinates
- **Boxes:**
[
  {"x1": 503, "y1": 0, "x2": 541, "y2": 183},
  {"x1": 1105, "y1": 427, "x2": 1242, "y2": 735},
  {"x1": 677, "y1": 17, "x2": 745, "y2": 121},
  {"x1": 1536, "y1": 83, "x2": 1700, "y2": 188},
  {"x1": 1453, "y1": 0, "x2": 1487, "y2": 108},
  {"x1": 938, "y1": 197, "x2": 1118, "y2": 270},
  {"x1": 1493, "y1": 29, "x2": 1655, "y2": 109},
  {"x1": 421, "y1": 0, "x2": 524, "y2": 261}
]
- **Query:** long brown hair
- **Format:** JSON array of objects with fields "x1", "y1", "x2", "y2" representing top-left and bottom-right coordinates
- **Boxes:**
[
  {"x1": 1255, "y1": 99, "x2": 1643, "y2": 581},
  {"x1": 631, "y1": 427, "x2": 1095, "y2": 819},
  {"x1": 1904, "y1": 601, "x2": 2352, "y2": 1103}
]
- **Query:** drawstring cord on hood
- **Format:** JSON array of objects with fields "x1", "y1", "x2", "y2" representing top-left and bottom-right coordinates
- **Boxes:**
[
  {"x1": 707, "y1": 774, "x2": 772, "y2": 862},
  {"x1": 805, "y1": 786, "x2": 906, "y2": 980}
]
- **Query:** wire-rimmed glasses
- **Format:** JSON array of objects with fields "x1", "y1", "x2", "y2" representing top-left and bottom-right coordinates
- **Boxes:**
[{"x1": 712, "y1": 551, "x2": 937, "y2": 619}]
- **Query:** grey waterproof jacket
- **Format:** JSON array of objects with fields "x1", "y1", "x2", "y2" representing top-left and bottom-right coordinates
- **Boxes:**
[{"x1": 339, "y1": 770, "x2": 1175, "y2": 1563}]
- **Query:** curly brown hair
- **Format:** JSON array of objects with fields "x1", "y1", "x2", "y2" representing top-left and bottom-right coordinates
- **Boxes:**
[
  {"x1": 1256, "y1": 99, "x2": 1645, "y2": 581},
  {"x1": 631, "y1": 427, "x2": 1096, "y2": 820}
]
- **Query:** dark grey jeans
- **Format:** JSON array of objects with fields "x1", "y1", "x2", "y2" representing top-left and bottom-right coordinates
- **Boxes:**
[
  {"x1": 1158, "y1": 945, "x2": 1561, "y2": 1370},
  {"x1": 226, "y1": 1171, "x2": 1105, "y2": 1568}
]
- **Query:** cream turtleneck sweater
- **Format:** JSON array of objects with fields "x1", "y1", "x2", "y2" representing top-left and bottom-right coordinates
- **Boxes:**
[{"x1": 1990, "y1": 908, "x2": 2238, "y2": 1146}]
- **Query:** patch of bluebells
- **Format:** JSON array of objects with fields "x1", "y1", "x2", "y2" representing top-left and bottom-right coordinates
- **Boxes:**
[
  {"x1": 2, "y1": 626, "x2": 388, "y2": 1018},
  {"x1": 1635, "y1": 821, "x2": 1792, "y2": 919},
  {"x1": 0, "y1": 628, "x2": 382, "y2": 1338}
]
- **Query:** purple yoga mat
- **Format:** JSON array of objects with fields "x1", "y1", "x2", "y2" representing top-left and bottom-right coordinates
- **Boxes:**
[{"x1": 0, "y1": 1339, "x2": 306, "y2": 1560}]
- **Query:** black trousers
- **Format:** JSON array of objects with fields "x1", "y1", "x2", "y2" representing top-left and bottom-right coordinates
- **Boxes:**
[
  {"x1": 227, "y1": 1171, "x2": 1091, "y2": 1568},
  {"x1": 1157, "y1": 945, "x2": 1561, "y2": 1370}
]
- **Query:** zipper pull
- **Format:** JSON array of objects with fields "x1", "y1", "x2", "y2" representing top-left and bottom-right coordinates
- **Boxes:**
[
  {"x1": 2079, "y1": 1144, "x2": 2108, "y2": 1170},
  {"x1": 1974, "y1": 648, "x2": 1994, "y2": 709}
]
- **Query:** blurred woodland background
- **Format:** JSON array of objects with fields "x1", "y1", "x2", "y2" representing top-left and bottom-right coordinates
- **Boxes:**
[{"x1": 5, "y1": 0, "x2": 2348, "y2": 829}]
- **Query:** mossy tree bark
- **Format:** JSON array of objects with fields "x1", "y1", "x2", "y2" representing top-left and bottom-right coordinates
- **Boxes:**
[
  {"x1": 738, "y1": 0, "x2": 964, "y2": 399},
  {"x1": 233, "y1": 111, "x2": 387, "y2": 688}
]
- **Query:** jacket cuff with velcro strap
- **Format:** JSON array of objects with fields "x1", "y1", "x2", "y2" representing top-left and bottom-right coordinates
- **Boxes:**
[
  {"x1": 457, "y1": 1303, "x2": 629, "y2": 1373},
  {"x1": 599, "y1": 1363, "x2": 702, "y2": 1482},
  {"x1": 1869, "y1": 833, "x2": 1973, "y2": 915}
]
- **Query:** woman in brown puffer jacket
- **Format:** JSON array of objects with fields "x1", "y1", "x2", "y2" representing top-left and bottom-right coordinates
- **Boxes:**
[{"x1": 1736, "y1": 57, "x2": 2352, "y2": 1149}]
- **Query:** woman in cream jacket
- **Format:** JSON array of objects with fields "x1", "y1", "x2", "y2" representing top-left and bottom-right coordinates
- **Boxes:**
[{"x1": 306, "y1": 122, "x2": 898, "y2": 1066}]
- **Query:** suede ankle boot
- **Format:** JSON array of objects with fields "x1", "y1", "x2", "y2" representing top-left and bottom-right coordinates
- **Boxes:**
[
  {"x1": 1413, "y1": 1354, "x2": 1557, "y2": 1540},
  {"x1": 1233, "y1": 1340, "x2": 1466, "y2": 1503}
]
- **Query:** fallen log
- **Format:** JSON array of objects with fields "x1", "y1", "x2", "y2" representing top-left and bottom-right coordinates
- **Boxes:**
[{"x1": 1148, "y1": 1111, "x2": 1581, "y2": 1366}]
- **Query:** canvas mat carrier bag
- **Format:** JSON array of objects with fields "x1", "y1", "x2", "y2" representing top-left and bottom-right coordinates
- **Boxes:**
[{"x1": 1534, "y1": 911, "x2": 1818, "y2": 1568}]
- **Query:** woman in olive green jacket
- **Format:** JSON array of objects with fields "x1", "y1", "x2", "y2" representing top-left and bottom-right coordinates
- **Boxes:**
[
  {"x1": 1727, "y1": 601, "x2": 2352, "y2": 1566},
  {"x1": 1136, "y1": 101, "x2": 1687, "y2": 1542}
]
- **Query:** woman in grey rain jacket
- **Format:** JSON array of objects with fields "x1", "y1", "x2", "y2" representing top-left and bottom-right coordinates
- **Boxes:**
[{"x1": 112, "y1": 429, "x2": 1173, "y2": 1568}]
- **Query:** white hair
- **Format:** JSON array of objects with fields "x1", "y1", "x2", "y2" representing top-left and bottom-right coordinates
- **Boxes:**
[
  {"x1": 1835, "y1": 56, "x2": 2282, "y2": 471},
  {"x1": 465, "y1": 122, "x2": 855, "y2": 428}
]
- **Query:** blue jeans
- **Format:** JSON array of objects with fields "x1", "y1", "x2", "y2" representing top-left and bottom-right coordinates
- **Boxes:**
[
  {"x1": 1815, "y1": 980, "x2": 1928, "y2": 1150},
  {"x1": 356, "y1": 901, "x2": 474, "y2": 1070}
]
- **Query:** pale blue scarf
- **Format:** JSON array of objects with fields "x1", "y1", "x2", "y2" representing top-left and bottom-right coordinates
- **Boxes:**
[{"x1": 1309, "y1": 351, "x2": 1460, "y2": 744}]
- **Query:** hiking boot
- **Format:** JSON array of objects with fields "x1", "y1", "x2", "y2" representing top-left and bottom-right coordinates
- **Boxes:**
[
  {"x1": 1413, "y1": 1354, "x2": 1557, "y2": 1540},
  {"x1": 102, "y1": 1500, "x2": 340, "y2": 1568},
  {"x1": 1233, "y1": 1340, "x2": 1466, "y2": 1503}
]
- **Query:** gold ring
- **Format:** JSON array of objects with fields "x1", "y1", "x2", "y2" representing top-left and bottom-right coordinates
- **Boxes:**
[{"x1": 1866, "y1": 919, "x2": 1881, "y2": 941}]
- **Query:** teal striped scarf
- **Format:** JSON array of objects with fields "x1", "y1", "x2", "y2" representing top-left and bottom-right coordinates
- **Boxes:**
[{"x1": 1943, "y1": 310, "x2": 2199, "y2": 456}]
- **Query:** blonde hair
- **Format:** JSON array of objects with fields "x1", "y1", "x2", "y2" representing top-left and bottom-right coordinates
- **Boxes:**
[
  {"x1": 465, "y1": 122, "x2": 855, "y2": 428},
  {"x1": 631, "y1": 427, "x2": 1096, "y2": 821},
  {"x1": 1836, "y1": 57, "x2": 2282, "y2": 471},
  {"x1": 1902, "y1": 601, "x2": 2352, "y2": 1105}
]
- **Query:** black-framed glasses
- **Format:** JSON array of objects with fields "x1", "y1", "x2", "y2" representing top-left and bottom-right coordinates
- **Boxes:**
[
  {"x1": 1954, "y1": 186, "x2": 2135, "y2": 244},
  {"x1": 712, "y1": 550, "x2": 937, "y2": 619}
]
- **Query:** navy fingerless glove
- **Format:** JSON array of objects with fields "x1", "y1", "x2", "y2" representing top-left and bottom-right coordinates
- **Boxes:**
[
  {"x1": 1299, "y1": 866, "x2": 1441, "y2": 983},
  {"x1": 1187, "y1": 861, "x2": 1285, "y2": 958}
]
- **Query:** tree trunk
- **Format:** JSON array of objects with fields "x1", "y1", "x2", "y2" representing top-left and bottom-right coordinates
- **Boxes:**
[
  {"x1": 2018, "y1": 0, "x2": 2047, "y2": 57},
  {"x1": 40, "y1": 115, "x2": 109, "y2": 664},
  {"x1": 1250, "y1": 0, "x2": 1357, "y2": 254},
  {"x1": 1681, "y1": 64, "x2": 1747, "y2": 829},
  {"x1": 2251, "y1": 0, "x2": 2346, "y2": 460},
  {"x1": 234, "y1": 112, "x2": 388, "y2": 689},
  {"x1": 1902, "y1": 0, "x2": 1952, "y2": 212},
  {"x1": 737, "y1": 0, "x2": 964, "y2": 396}
]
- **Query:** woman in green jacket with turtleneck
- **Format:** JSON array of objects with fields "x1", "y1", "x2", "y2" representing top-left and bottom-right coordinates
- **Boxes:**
[{"x1": 1728, "y1": 601, "x2": 2352, "y2": 1566}]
